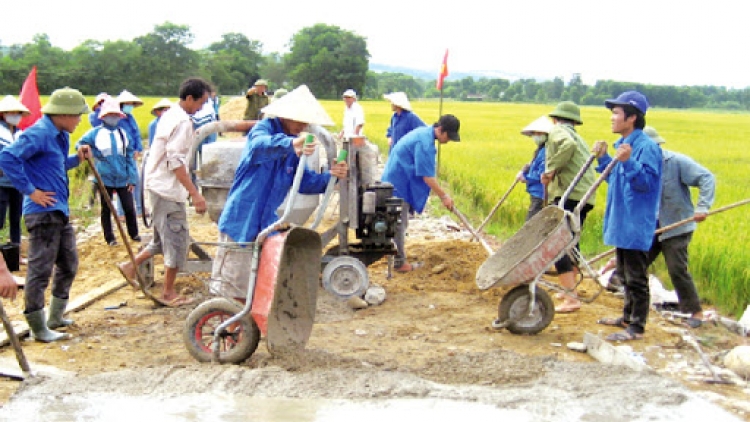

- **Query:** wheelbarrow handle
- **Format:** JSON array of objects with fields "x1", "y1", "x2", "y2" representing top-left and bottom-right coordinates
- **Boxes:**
[
  {"x1": 573, "y1": 158, "x2": 617, "y2": 215},
  {"x1": 559, "y1": 154, "x2": 597, "y2": 207}
]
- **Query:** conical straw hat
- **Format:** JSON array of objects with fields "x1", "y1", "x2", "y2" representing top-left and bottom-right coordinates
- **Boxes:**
[
  {"x1": 0, "y1": 95, "x2": 31, "y2": 115},
  {"x1": 260, "y1": 85, "x2": 334, "y2": 126}
]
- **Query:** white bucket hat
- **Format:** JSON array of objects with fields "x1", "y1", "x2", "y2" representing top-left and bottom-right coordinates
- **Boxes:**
[
  {"x1": 383, "y1": 92, "x2": 412, "y2": 111},
  {"x1": 98, "y1": 98, "x2": 126, "y2": 119},
  {"x1": 342, "y1": 89, "x2": 357, "y2": 99},
  {"x1": 521, "y1": 116, "x2": 553, "y2": 136},
  {"x1": 116, "y1": 90, "x2": 143, "y2": 106},
  {"x1": 643, "y1": 126, "x2": 666, "y2": 144},
  {"x1": 260, "y1": 85, "x2": 334, "y2": 126},
  {"x1": 0, "y1": 95, "x2": 31, "y2": 115}
]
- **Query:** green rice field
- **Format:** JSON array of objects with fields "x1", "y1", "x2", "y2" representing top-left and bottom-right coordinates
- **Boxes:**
[{"x1": 9, "y1": 96, "x2": 750, "y2": 317}]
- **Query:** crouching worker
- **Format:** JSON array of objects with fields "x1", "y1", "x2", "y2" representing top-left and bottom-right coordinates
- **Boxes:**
[
  {"x1": 0, "y1": 87, "x2": 91, "y2": 342},
  {"x1": 211, "y1": 85, "x2": 348, "y2": 299}
]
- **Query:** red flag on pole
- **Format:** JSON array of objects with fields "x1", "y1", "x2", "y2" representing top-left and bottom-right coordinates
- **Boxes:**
[
  {"x1": 18, "y1": 66, "x2": 42, "y2": 130},
  {"x1": 436, "y1": 49, "x2": 449, "y2": 90}
]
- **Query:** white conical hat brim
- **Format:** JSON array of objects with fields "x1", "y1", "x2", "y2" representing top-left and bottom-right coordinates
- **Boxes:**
[
  {"x1": 383, "y1": 92, "x2": 412, "y2": 111},
  {"x1": 116, "y1": 90, "x2": 143, "y2": 106},
  {"x1": 151, "y1": 98, "x2": 173, "y2": 111},
  {"x1": 521, "y1": 116, "x2": 553, "y2": 135},
  {"x1": 261, "y1": 85, "x2": 334, "y2": 126},
  {"x1": 0, "y1": 95, "x2": 31, "y2": 115}
]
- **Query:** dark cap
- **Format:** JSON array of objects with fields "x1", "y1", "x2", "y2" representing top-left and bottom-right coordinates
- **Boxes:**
[
  {"x1": 605, "y1": 90, "x2": 649, "y2": 114},
  {"x1": 437, "y1": 114, "x2": 461, "y2": 141}
]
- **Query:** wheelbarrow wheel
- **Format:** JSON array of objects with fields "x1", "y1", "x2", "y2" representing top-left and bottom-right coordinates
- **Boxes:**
[
  {"x1": 183, "y1": 298, "x2": 260, "y2": 364},
  {"x1": 496, "y1": 284, "x2": 555, "y2": 335}
]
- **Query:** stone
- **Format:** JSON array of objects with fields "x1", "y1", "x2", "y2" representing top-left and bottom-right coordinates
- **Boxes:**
[
  {"x1": 364, "y1": 285, "x2": 386, "y2": 306},
  {"x1": 347, "y1": 296, "x2": 369, "y2": 310},
  {"x1": 567, "y1": 342, "x2": 587, "y2": 353},
  {"x1": 724, "y1": 345, "x2": 750, "y2": 378}
]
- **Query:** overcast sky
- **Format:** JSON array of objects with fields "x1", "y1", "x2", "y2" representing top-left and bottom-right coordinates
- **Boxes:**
[{"x1": 2, "y1": 0, "x2": 747, "y2": 88}]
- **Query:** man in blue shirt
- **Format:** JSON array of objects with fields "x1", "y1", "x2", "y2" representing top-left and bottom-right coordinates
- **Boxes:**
[
  {"x1": 0, "y1": 87, "x2": 91, "y2": 342},
  {"x1": 381, "y1": 114, "x2": 461, "y2": 273},
  {"x1": 593, "y1": 91, "x2": 662, "y2": 342}
]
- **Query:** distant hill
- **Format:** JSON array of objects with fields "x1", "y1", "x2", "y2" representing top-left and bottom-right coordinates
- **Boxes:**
[{"x1": 369, "y1": 63, "x2": 531, "y2": 82}]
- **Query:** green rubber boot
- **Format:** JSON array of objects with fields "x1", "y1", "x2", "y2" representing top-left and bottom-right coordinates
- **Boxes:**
[
  {"x1": 25, "y1": 309, "x2": 70, "y2": 343},
  {"x1": 47, "y1": 296, "x2": 74, "y2": 329}
]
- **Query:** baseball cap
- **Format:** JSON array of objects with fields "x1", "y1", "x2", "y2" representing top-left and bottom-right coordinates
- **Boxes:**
[
  {"x1": 437, "y1": 114, "x2": 460, "y2": 141},
  {"x1": 605, "y1": 91, "x2": 649, "y2": 114}
]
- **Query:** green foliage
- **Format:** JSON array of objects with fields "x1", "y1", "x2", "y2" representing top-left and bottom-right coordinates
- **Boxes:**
[{"x1": 285, "y1": 24, "x2": 369, "y2": 99}]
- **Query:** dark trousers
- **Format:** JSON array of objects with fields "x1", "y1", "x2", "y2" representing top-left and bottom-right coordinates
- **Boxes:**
[
  {"x1": 24, "y1": 212, "x2": 78, "y2": 313},
  {"x1": 617, "y1": 248, "x2": 651, "y2": 334},
  {"x1": 525, "y1": 196, "x2": 544, "y2": 222},
  {"x1": 101, "y1": 186, "x2": 139, "y2": 243},
  {"x1": 553, "y1": 198, "x2": 593, "y2": 273},
  {"x1": 647, "y1": 232, "x2": 702, "y2": 315},
  {"x1": 0, "y1": 186, "x2": 23, "y2": 244}
]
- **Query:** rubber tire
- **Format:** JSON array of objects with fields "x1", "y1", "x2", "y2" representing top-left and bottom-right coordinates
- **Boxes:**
[
  {"x1": 321, "y1": 256, "x2": 369, "y2": 300},
  {"x1": 139, "y1": 150, "x2": 152, "y2": 228},
  {"x1": 497, "y1": 284, "x2": 555, "y2": 335},
  {"x1": 183, "y1": 298, "x2": 261, "y2": 364}
]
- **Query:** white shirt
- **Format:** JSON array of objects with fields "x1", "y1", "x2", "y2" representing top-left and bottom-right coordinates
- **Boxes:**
[
  {"x1": 144, "y1": 105, "x2": 194, "y2": 202},
  {"x1": 342, "y1": 101, "x2": 365, "y2": 138}
]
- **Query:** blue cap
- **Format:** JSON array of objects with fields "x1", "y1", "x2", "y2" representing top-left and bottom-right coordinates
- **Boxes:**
[{"x1": 605, "y1": 91, "x2": 649, "y2": 114}]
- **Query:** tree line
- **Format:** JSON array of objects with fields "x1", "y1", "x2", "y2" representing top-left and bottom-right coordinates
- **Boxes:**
[{"x1": 2, "y1": 22, "x2": 748, "y2": 111}]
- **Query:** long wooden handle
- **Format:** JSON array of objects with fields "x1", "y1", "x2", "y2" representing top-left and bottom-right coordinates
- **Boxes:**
[
  {"x1": 476, "y1": 179, "x2": 519, "y2": 234},
  {"x1": 587, "y1": 198, "x2": 750, "y2": 265},
  {"x1": 452, "y1": 206, "x2": 493, "y2": 255}
]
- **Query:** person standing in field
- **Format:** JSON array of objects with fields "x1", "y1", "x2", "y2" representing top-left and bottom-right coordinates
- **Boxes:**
[
  {"x1": 384, "y1": 92, "x2": 426, "y2": 154},
  {"x1": 516, "y1": 115, "x2": 553, "y2": 221},
  {"x1": 541, "y1": 101, "x2": 597, "y2": 314},
  {"x1": 0, "y1": 86, "x2": 92, "y2": 342},
  {"x1": 116, "y1": 78, "x2": 210, "y2": 307},
  {"x1": 76, "y1": 98, "x2": 140, "y2": 246},
  {"x1": 339, "y1": 89, "x2": 365, "y2": 140},
  {"x1": 381, "y1": 114, "x2": 461, "y2": 273},
  {"x1": 243, "y1": 79, "x2": 270, "y2": 121},
  {"x1": 0, "y1": 95, "x2": 31, "y2": 247},
  {"x1": 592, "y1": 90, "x2": 662, "y2": 342},
  {"x1": 148, "y1": 99, "x2": 172, "y2": 147},
  {"x1": 599, "y1": 126, "x2": 714, "y2": 329}
]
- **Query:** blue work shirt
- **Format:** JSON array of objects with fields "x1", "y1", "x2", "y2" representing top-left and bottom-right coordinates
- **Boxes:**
[
  {"x1": 523, "y1": 147, "x2": 546, "y2": 199},
  {"x1": 381, "y1": 125, "x2": 437, "y2": 214},
  {"x1": 596, "y1": 129, "x2": 662, "y2": 251},
  {"x1": 657, "y1": 149, "x2": 715, "y2": 241},
  {"x1": 217, "y1": 117, "x2": 331, "y2": 243},
  {"x1": 118, "y1": 114, "x2": 143, "y2": 152},
  {"x1": 148, "y1": 117, "x2": 160, "y2": 147},
  {"x1": 0, "y1": 115, "x2": 82, "y2": 216},
  {"x1": 88, "y1": 110, "x2": 102, "y2": 128},
  {"x1": 386, "y1": 110, "x2": 426, "y2": 153},
  {"x1": 76, "y1": 125, "x2": 138, "y2": 188}
]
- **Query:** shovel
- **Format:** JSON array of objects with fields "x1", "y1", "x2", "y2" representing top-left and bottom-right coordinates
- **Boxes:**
[
  {"x1": 451, "y1": 205, "x2": 493, "y2": 254},
  {"x1": 474, "y1": 178, "x2": 519, "y2": 235},
  {"x1": 0, "y1": 300, "x2": 31, "y2": 376},
  {"x1": 86, "y1": 156, "x2": 167, "y2": 307},
  {"x1": 586, "y1": 198, "x2": 750, "y2": 267}
]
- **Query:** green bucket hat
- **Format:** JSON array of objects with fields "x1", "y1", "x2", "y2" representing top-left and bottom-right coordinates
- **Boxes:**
[
  {"x1": 549, "y1": 101, "x2": 583, "y2": 125},
  {"x1": 41, "y1": 87, "x2": 90, "y2": 115}
]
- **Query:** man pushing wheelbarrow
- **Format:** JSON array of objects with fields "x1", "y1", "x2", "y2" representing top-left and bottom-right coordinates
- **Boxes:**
[{"x1": 183, "y1": 85, "x2": 348, "y2": 363}]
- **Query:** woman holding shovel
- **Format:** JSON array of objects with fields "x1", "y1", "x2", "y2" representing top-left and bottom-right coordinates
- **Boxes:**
[{"x1": 542, "y1": 101, "x2": 597, "y2": 313}]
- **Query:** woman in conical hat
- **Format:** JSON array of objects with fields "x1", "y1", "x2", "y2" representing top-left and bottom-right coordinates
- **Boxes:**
[{"x1": 0, "y1": 95, "x2": 31, "y2": 246}]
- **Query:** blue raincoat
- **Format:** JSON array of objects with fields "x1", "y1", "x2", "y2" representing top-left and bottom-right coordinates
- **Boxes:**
[{"x1": 217, "y1": 118, "x2": 330, "y2": 243}]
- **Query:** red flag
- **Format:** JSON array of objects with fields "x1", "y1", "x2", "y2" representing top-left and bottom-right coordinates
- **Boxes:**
[
  {"x1": 18, "y1": 66, "x2": 42, "y2": 130},
  {"x1": 436, "y1": 49, "x2": 449, "y2": 90}
]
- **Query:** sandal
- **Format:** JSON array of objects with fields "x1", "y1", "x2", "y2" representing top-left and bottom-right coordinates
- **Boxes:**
[
  {"x1": 395, "y1": 262, "x2": 424, "y2": 273},
  {"x1": 682, "y1": 317, "x2": 703, "y2": 329},
  {"x1": 605, "y1": 329, "x2": 643, "y2": 342},
  {"x1": 554, "y1": 302, "x2": 581, "y2": 313},
  {"x1": 597, "y1": 316, "x2": 629, "y2": 329}
]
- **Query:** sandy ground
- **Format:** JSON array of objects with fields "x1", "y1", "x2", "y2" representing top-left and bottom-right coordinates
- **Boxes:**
[{"x1": 0, "y1": 205, "x2": 748, "y2": 420}]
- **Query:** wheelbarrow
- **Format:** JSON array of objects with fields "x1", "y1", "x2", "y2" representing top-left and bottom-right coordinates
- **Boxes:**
[
  {"x1": 475, "y1": 156, "x2": 617, "y2": 335},
  {"x1": 182, "y1": 135, "x2": 324, "y2": 364}
]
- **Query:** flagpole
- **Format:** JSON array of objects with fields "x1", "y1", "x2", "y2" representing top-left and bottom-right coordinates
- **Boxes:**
[
  {"x1": 436, "y1": 49, "x2": 449, "y2": 179},
  {"x1": 437, "y1": 87, "x2": 443, "y2": 177}
]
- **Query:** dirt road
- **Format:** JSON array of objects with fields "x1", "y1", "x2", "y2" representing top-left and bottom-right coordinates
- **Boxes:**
[{"x1": 0, "y1": 206, "x2": 748, "y2": 420}]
